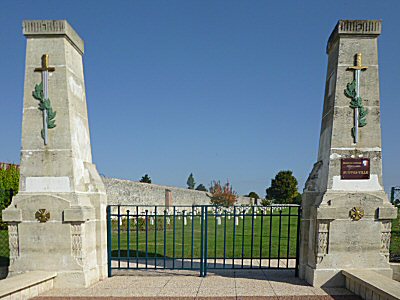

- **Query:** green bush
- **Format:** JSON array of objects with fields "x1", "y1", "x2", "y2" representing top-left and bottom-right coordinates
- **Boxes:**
[{"x1": 0, "y1": 164, "x2": 19, "y2": 229}]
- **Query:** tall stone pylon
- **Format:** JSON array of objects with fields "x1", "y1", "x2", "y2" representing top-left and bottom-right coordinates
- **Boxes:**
[
  {"x1": 299, "y1": 20, "x2": 397, "y2": 287},
  {"x1": 2, "y1": 20, "x2": 107, "y2": 287}
]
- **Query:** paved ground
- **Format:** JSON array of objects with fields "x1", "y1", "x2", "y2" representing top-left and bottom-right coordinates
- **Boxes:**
[{"x1": 34, "y1": 269, "x2": 361, "y2": 299}]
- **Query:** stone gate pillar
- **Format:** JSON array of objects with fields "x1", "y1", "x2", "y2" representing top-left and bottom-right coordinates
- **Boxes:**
[
  {"x1": 299, "y1": 20, "x2": 397, "y2": 287},
  {"x1": 2, "y1": 20, "x2": 107, "y2": 287}
]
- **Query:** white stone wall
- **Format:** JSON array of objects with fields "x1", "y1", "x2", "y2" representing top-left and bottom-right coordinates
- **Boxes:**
[{"x1": 102, "y1": 177, "x2": 252, "y2": 206}]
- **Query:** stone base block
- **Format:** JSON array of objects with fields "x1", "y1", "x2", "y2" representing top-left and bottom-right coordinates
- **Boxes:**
[
  {"x1": 390, "y1": 263, "x2": 400, "y2": 282},
  {"x1": 304, "y1": 264, "x2": 394, "y2": 287},
  {"x1": 53, "y1": 266, "x2": 100, "y2": 288}
]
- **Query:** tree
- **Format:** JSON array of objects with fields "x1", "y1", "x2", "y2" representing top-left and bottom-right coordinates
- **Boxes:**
[
  {"x1": 247, "y1": 192, "x2": 260, "y2": 199},
  {"x1": 261, "y1": 199, "x2": 272, "y2": 206},
  {"x1": 293, "y1": 193, "x2": 302, "y2": 204},
  {"x1": 266, "y1": 170, "x2": 300, "y2": 204},
  {"x1": 209, "y1": 180, "x2": 237, "y2": 206},
  {"x1": 187, "y1": 173, "x2": 195, "y2": 189},
  {"x1": 195, "y1": 184, "x2": 207, "y2": 192},
  {"x1": 0, "y1": 163, "x2": 20, "y2": 229},
  {"x1": 140, "y1": 174, "x2": 152, "y2": 184}
]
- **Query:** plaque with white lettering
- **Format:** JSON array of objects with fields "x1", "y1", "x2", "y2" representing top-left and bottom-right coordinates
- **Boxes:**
[{"x1": 341, "y1": 158, "x2": 370, "y2": 179}]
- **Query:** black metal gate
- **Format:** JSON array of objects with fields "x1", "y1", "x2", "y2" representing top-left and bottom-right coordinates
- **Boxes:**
[{"x1": 107, "y1": 204, "x2": 300, "y2": 277}]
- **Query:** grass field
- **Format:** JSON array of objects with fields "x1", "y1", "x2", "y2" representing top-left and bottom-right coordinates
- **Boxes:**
[
  {"x1": 390, "y1": 208, "x2": 400, "y2": 261},
  {"x1": 110, "y1": 207, "x2": 300, "y2": 260}
]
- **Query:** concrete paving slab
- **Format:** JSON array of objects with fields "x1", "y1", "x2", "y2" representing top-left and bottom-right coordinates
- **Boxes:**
[
  {"x1": 236, "y1": 286, "x2": 276, "y2": 297},
  {"x1": 197, "y1": 287, "x2": 237, "y2": 297},
  {"x1": 199, "y1": 279, "x2": 236, "y2": 288},
  {"x1": 90, "y1": 276, "x2": 171, "y2": 288},
  {"x1": 34, "y1": 269, "x2": 359, "y2": 299},
  {"x1": 160, "y1": 286, "x2": 200, "y2": 297},
  {"x1": 235, "y1": 278, "x2": 271, "y2": 288},
  {"x1": 236, "y1": 297, "x2": 278, "y2": 300},
  {"x1": 269, "y1": 281, "x2": 317, "y2": 296},
  {"x1": 163, "y1": 278, "x2": 203, "y2": 288}
]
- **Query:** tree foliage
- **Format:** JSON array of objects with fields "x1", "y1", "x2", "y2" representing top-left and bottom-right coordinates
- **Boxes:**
[
  {"x1": 209, "y1": 180, "x2": 237, "y2": 206},
  {"x1": 0, "y1": 163, "x2": 20, "y2": 229},
  {"x1": 266, "y1": 170, "x2": 300, "y2": 204},
  {"x1": 195, "y1": 184, "x2": 208, "y2": 192},
  {"x1": 187, "y1": 173, "x2": 195, "y2": 189},
  {"x1": 261, "y1": 198, "x2": 272, "y2": 206},
  {"x1": 140, "y1": 174, "x2": 152, "y2": 184},
  {"x1": 247, "y1": 192, "x2": 260, "y2": 199}
]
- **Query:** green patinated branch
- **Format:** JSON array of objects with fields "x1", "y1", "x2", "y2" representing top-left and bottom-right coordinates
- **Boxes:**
[
  {"x1": 32, "y1": 82, "x2": 57, "y2": 140},
  {"x1": 344, "y1": 79, "x2": 368, "y2": 138}
]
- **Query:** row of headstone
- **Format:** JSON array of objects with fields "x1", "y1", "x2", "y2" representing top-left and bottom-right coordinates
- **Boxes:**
[
  {"x1": 113, "y1": 204, "x2": 289, "y2": 217},
  {"x1": 113, "y1": 204, "x2": 290, "y2": 227}
]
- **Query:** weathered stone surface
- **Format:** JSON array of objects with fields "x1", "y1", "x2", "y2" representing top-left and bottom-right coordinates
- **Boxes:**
[
  {"x1": 64, "y1": 206, "x2": 95, "y2": 222},
  {"x1": 343, "y1": 269, "x2": 400, "y2": 300},
  {"x1": 2, "y1": 208, "x2": 22, "y2": 223},
  {"x1": 0, "y1": 271, "x2": 56, "y2": 299},
  {"x1": 2, "y1": 20, "x2": 107, "y2": 288},
  {"x1": 103, "y1": 177, "x2": 252, "y2": 206},
  {"x1": 23, "y1": 20, "x2": 84, "y2": 54},
  {"x1": 299, "y1": 20, "x2": 397, "y2": 287},
  {"x1": 390, "y1": 263, "x2": 400, "y2": 282}
]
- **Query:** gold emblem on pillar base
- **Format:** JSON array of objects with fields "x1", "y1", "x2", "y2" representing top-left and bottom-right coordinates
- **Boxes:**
[
  {"x1": 35, "y1": 209, "x2": 50, "y2": 223},
  {"x1": 350, "y1": 207, "x2": 364, "y2": 221}
]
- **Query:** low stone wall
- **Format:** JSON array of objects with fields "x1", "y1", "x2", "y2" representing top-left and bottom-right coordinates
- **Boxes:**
[
  {"x1": 390, "y1": 263, "x2": 400, "y2": 282},
  {"x1": 343, "y1": 269, "x2": 400, "y2": 300},
  {"x1": 102, "y1": 177, "x2": 252, "y2": 206},
  {"x1": 0, "y1": 271, "x2": 56, "y2": 299}
]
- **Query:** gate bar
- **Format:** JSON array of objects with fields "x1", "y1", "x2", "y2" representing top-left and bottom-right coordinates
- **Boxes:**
[
  {"x1": 155, "y1": 207, "x2": 158, "y2": 269},
  {"x1": 295, "y1": 206, "x2": 301, "y2": 277},
  {"x1": 200, "y1": 206, "x2": 204, "y2": 277},
  {"x1": 107, "y1": 205, "x2": 112, "y2": 277},
  {"x1": 127, "y1": 209, "x2": 130, "y2": 269}
]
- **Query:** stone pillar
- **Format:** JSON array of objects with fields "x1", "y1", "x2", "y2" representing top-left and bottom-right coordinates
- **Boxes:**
[
  {"x1": 299, "y1": 20, "x2": 397, "y2": 287},
  {"x1": 165, "y1": 189, "x2": 173, "y2": 207},
  {"x1": 2, "y1": 20, "x2": 107, "y2": 287}
]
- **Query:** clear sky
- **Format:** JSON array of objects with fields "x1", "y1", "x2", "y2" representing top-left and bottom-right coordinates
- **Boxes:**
[{"x1": 1, "y1": 0, "x2": 400, "y2": 197}]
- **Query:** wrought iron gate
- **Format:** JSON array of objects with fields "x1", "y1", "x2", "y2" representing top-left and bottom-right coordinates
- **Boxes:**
[{"x1": 107, "y1": 204, "x2": 301, "y2": 277}]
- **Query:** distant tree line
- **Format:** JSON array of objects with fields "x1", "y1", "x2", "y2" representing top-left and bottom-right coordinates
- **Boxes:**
[{"x1": 138, "y1": 170, "x2": 301, "y2": 206}]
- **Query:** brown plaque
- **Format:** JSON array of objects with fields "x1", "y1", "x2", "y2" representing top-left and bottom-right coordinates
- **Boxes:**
[{"x1": 341, "y1": 158, "x2": 370, "y2": 180}]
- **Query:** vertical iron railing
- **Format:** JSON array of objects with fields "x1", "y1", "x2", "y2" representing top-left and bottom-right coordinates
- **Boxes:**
[{"x1": 107, "y1": 204, "x2": 301, "y2": 277}]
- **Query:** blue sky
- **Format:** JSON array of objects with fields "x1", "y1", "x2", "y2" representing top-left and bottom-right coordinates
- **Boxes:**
[{"x1": 1, "y1": 0, "x2": 400, "y2": 197}]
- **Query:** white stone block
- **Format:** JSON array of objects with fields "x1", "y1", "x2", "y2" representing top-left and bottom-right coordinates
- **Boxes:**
[
  {"x1": 25, "y1": 176, "x2": 71, "y2": 192},
  {"x1": 331, "y1": 174, "x2": 383, "y2": 191}
]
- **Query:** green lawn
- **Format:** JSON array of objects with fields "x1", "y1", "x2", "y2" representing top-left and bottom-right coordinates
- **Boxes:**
[
  {"x1": 110, "y1": 208, "x2": 300, "y2": 260},
  {"x1": 390, "y1": 208, "x2": 400, "y2": 261}
]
